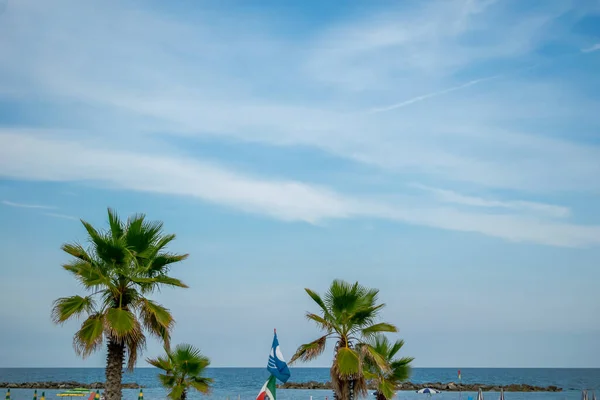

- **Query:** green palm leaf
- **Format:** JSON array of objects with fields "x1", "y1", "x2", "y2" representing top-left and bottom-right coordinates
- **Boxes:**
[
  {"x1": 73, "y1": 313, "x2": 104, "y2": 357},
  {"x1": 336, "y1": 347, "x2": 361, "y2": 376},
  {"x1": 52, "y1": 295, "x2": 95, "y2": 324}
]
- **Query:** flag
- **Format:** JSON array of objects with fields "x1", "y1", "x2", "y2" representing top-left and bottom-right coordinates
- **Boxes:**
[
  {"x1": 256, "y1": 375, "x2": 277, "y2": 400},
  {"x1": 267, "y1": 330, "x2": 291, "y2": 383}
]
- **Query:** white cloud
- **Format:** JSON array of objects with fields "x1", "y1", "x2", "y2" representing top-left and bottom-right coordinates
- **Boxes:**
[
  {"x1": 1, "y1": 130, "x2": 599, "y2": 248},
  {"x1": 43, "y1": 212, "x2": 78, "y2": 221},
  {"x1": 581, "y1": 43, "x2": 600, "y2": 53},
  {"x1": 412, "y1": 185, "x2": 571, "y2": 218},
  {"x1": 2, "y1": 200, "x2": 55, "y2": 209}
]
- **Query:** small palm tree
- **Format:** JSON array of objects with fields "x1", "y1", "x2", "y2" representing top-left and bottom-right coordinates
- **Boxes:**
[
  {"x1": 147, "y1": 344, "x2": 213, "y2": 400},
  {"x1": 290, "y1": 280, "x2": 398, "y2": 400},
  {"x1": 360, "y1": 335, "x2": 413, "y2": 400},
  {"x1": 51, "y1": 208, "x2": 188, "y2": 400}
]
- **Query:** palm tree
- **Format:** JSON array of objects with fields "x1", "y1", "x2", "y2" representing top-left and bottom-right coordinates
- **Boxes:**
[
  {"x1": 360, "y1": 335, "x2": 413, "y2": 400},
  {"x1": 51, "y1": 208, "x2": 188, "y2": 400},
  {"x1": 290, "y1": 280, "x2": 398, "y2": 400},
  {"x1": 147, "y1": 343, "x2": 213, "y2": 400}
]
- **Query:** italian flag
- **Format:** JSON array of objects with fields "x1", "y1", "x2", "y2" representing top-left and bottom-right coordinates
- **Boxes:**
[{"x1": 256, "y1": 375, "x2": 276, "y2": 400}]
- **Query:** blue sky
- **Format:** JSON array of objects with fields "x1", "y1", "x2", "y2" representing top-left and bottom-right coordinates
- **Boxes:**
[{"x1": 0, "y1": 0, "x2": 599, "y2": 368}]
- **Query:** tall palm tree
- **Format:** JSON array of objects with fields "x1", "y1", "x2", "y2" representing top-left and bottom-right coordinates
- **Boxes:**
[
  {"x1": 290, "y1": 280, "x2": 398, "y2": 400},
  {"x1": 147, "y1": 343, "x2": 213, "y2": 400},
  {"x1": 359, "y1": 335, "x2": 413, "y2": 400},
  {"x1": 51, "y1": 208, "x2": 188, "y2": 400}
]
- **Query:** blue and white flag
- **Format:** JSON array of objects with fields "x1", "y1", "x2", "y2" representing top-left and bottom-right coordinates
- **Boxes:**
[{"x1": 267, "y1": 330, "x2": 291, "y2": 383}]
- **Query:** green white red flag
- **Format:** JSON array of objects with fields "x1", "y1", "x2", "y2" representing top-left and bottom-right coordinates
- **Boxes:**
[{"x1": 256, "y1": 375, "x2": 277, "y2": 400}]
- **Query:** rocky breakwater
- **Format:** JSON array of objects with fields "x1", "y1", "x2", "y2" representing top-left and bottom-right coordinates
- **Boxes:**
[
  {"x1": 0, "y1": 382, "x2": 143, "y2": 389},
  {"x1": 279, "y1": 381, "x2": 562, "y2": 392}
]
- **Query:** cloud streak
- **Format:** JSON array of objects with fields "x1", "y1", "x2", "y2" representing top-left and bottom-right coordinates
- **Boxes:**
[
  {"x1": 412, "y1": 185, "x2": 571, "y2": 218},
  {"x1": 2, "y1": 200, "x2": 55, "y2": 209},
  {"x1": 581, "y1": 43, "x2": 600, "y2": 53},
  {"x1": 43, "y1": 212, "x2": 78, "y2": 221},
  {"x1": 369, "y1": 75, "x2": 502, "y2": 113},
  {"x1": 1, "y1": 130, "x2": 599, "y2": 248}
]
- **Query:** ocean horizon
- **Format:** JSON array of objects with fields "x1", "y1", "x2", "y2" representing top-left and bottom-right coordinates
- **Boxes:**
[{"x1": 2, "y1": 368, "x2": 599, "y2": 400}]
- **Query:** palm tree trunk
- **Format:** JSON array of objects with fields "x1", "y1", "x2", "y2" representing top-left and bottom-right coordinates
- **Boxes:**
[
  {"x1": 105, "y1": 339, "x2": 125, "y2": 400},
  {"x1": 180, "y1": 389, "x2": 187, "y2": 400}
]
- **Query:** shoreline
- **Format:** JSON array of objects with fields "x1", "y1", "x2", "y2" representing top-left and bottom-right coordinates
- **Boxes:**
[{"x1": 0, "y1": 381, "x2": 563, "y2": 392}]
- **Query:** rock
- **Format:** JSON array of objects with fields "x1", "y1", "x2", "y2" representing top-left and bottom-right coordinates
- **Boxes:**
[{"x1": 277, "y1": 381, "x2": 563, "y2": 392}]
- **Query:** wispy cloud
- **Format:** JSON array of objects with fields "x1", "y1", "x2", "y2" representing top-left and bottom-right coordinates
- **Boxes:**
[
  {"x1": 581, "y1": 43, "x2": 600, "y2": 53},
  {"x1": 2, "y1": 200, "x2": 55, "y2": 209},
  {"x1": 412, "y1": 185, "x2": 571, "y2": 218},
  {"x1": 369, "y1": 75, "x2": 502, "y2": 113},
  {"x1": 1, "y1": 130, "x2": 599, "y2": 248},
  {"x1": 43, "y1": 212, "x2": 78, "y2": 221}
]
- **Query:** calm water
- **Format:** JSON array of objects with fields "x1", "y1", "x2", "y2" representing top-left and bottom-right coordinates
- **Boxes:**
[{"x1": 1, "y1": 368, "x2": 598, "y2": 400}]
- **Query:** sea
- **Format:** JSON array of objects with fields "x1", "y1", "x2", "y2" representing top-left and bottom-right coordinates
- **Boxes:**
[{"x1": 1, "y1": 368, "x2": 598, "y2": 400}]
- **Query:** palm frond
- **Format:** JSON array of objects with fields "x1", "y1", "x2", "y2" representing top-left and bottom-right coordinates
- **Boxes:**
[
  {"x1": 189, "y1": 377, "x2": 213, "y2": 394},
  {"x1": 73, "y1": 313, "x2": 105, "y2": 357},
  {"x1": 52, "y1": 295, "x2": 96, "y2": 324},
  {"x1": 378, "y1": 379, "x2": 396, "y2": 400},
  {"x1": 335, "y1": 347, "x2": 361, "y2": 377},
  {"x1": 306, "y1": 313, "x2": 335, "y2": 332},
  {"x1": 62, "y1": 260, "x2": 111, "y2": 289},
  {"x1": 388, "y1": 339, "x2": 405, "y2": 359},
  {"x1": 167, "y1": 384, "x2": 185, "y2": 400},
  {"x1": 304, "y1": 288, "x2": 331, "y2": 317},
  {"x1": 157, "y1": 373, "x2": 176, "y2": 387},
  {"x1": 290, "y1": 335, "x2": 328, "y2": 364},
  {"x1": 146, "y1": 253, "x2": 189, "y2": 276},
  {"x1": 106, "y1": 208, "x2": 124, "y2": 240},
  {"x1": 361, "y1": 322, "x2": 397, "y2": 337},
  {"x1": 146, "y1": 355, "x2": 172, "y2": 372},
  {"x1": 61, "y1": 243, "x2": 94, "y2": 263},
  {"x1": 124, "y1": 329, "x2": 146, "y2": 371},
  {"x1": 104, "y1": 308, "x2": 140, "y2": 341},
  {"x1": 137, "y1": 299, "x2": 174, "y2": 347}
]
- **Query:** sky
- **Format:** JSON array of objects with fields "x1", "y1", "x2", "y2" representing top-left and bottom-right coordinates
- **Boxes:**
[{"x1": 0, "y1": 0, "x2": 599, "y2": 369}]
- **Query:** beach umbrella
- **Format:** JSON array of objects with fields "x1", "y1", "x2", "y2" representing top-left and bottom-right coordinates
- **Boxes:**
[
  {"x1": 477, "y1": 387, "x2": 484, "y2": 400},
  {"x1": 138, "y1": 389, "x2": 143, "y2": 400},
  {"x1": 499, "y1": 388, "x2": 504, "y2": 400},
  {"x1": 5, "y1": 389, "x2": 9, "y2": 400},
  {"x1": 417, "y1": 388, "x2": 441, "y2": 394},
  {"x1": 40, "y1": 392, "x2": 45, "y2": 400},
  {"x1": 33, "y1": 389, "x2": 38, "y2": 400},
  {"x1": 94, "y1": 391, "x2": 100, "y2": 400},
  {"x1": 592, "y1": 391, "x2": 596, "y2": 400},
  {"x1": 582, "y1": 390, "x2": 588, "y2": 400}
]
